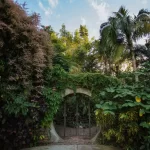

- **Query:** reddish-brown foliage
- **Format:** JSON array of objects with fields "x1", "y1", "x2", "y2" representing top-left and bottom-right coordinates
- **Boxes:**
[{"x1": 0, "y1": 0, "x2": 53, "y2": 149}]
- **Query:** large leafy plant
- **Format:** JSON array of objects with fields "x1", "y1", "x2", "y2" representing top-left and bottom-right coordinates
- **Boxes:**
[
  {"x1": 95, "y1": 63, "x2": 150, "y2": 150},
  {"x1": 0, "y1": 0, "x2": 52, "y2": 149}
]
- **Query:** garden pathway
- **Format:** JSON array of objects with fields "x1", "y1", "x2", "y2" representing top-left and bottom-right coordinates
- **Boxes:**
[{"x1": 23, "y1": 145, "x2": 121, "y2": 150}]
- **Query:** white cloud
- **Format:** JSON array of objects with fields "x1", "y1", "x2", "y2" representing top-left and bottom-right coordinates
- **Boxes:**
[
  {"x1": 81, "y1": 17, "x2": 86, "y2": 25},
  {"x1": 39, "y1": 1, "x2": 52, "y2": 16},
  {"x1": 88, "y1": 0, "x2": 110, "y2": 24},
  {"x1": 69, "y1": 0, "x2": 73, "y2": 3},
  {"x1": 141, "y1": 0, "x2": 148, "y2": 5},
  {"x1": 48, "y1": 0, "x2": 58, "y2": 8}
]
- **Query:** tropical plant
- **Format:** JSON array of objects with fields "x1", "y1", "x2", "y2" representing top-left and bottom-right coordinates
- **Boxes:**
[
  {"x1": 100, "y1": 6, "x2": 150, "y2": 80},
  {"x1": 95, "y1": 62, "x2": 150, "y2": 150}
]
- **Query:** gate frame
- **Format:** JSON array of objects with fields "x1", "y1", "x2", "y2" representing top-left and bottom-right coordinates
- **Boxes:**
[{"x1": 50, "y1": 88, "x2": 100, "y2": 143}]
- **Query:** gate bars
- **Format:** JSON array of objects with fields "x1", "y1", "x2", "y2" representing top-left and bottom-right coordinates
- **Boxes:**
[{"x1": 63, "y1": 94, "x2": 91, "y2": 138}]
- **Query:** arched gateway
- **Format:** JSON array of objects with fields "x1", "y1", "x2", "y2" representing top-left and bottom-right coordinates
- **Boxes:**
[{"x1": 50, "y1": 88, "x2": 100, "y2": 143}]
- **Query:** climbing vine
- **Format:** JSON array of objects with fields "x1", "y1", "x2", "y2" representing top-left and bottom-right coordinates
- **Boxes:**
[{"x1": 42, "y1": 65, "x2": 120, "y2": 126}]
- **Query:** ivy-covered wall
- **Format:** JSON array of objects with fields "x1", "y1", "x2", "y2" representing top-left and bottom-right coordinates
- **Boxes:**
[{"x1": 42, "y1": 65, "x2": 120, "y2": 126}]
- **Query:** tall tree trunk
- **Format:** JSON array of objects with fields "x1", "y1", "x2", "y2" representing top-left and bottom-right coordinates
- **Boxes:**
[
  {"x1": 131, "y1": 49, "x2": 138, "y2": 82},
  {"x1": 104, "y1": 58, "x2": 107, "y2": 74},
  {"x1": 128, "y1": 39, "x2": 138, "y2": 82},
  {"x1": 108, "y1": 60, "x2": 112, "y2": 75},
  {"x1": 115, "y1": 65, "x2": 119, "y2": 77},
  {"x1": 131, "y1": 50, "x2": 136, "y2": 71}
]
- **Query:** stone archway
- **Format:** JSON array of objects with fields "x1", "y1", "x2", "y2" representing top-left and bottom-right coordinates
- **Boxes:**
[
  {"x1": 62, "y1": 88, "x2": 92, "y2": 98},
  {"x1": 50, "y1": 88, "x2": 100, "y2": 143}
]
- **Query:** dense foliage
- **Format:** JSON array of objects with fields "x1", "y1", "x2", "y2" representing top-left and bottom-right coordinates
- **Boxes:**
[
  {"x1": 42, "y1": 24, "x2": 102, "y2": 73},
  {"x1": 42, "y1": 65, "x2": 119, "y2": 126},
  {"x1": 100, "y1": 6, "x2": 150, "y2": 77},
  {"x1": 0, "y1": 1, "x2": 150, "y2": 150},
  {"x1": 0, "y1": 0, "x2": 52, "y2": 149},
  {"x1": 95, "y1": 7, "x2": 150, "y2": 150},
  {"x1": 95, "y1": 62, "x2": 150, "y2": 150}
]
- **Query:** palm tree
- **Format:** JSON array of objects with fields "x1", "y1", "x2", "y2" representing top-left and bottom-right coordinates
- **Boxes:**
[
  {"x1": 99, "y1": 19, "x2": 126, "y2": 75},
  {"x1": 100, "y1": 6, "x2": 150, "y2": 81}
]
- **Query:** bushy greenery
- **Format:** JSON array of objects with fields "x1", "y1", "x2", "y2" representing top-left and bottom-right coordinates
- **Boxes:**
[
  {"x1": 95, "y1": 62, "x2": 150, "y2": 150},
  {"x1": 0, "y1": 0, "x2": 52, "y2": 149},
  {"x1": 0, "y1": 1, "x2": 149, "y2": 149},
  {"x1": 42, "y1": 65, "x2": 119, "y2": 126}
]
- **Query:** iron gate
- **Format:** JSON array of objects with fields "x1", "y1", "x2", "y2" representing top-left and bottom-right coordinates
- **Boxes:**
[{"x1": 54, "y1": 94, "x2": 98, "y2": 139}]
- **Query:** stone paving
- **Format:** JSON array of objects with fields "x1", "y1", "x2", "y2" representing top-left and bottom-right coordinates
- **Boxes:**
[
  {"x1": 23, "y1": 135, "x2": 121, "y2": 150},
  {"x1": 23, "y1": 145, "x2": 121, "y2": 150}
]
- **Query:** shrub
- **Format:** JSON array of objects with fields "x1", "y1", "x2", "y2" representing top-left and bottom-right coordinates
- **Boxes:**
[
  {"x1": 95, "y1": 63, "x2": 150, "y2": 150},
  {"x1": 0, "y1": 0, "x2": 52, "y2": 149}
]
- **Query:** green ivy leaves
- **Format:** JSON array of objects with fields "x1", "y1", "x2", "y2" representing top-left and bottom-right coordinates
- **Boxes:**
[
  {"x1": 42, "y1": 87, "x2": 62, "y2": 126},
  {"x1": 4, "y1": 95, "x2": 35, "y2": 116}
]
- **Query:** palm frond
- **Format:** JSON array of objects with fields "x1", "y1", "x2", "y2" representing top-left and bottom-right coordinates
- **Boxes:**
[
  {"x1": 138, "y1": 9, "x2": 150, "y2": 16},
  {"x1": 133, "y1": 22, "x2": 150, "y2": 41},
  {"x1": 118, "y1": 6, "x2": 129, "y2": 17}
]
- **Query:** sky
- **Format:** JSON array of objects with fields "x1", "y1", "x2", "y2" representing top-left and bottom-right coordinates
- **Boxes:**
[{"x1": 16, "y1": 0, "x2": 150, "y2": 44}]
